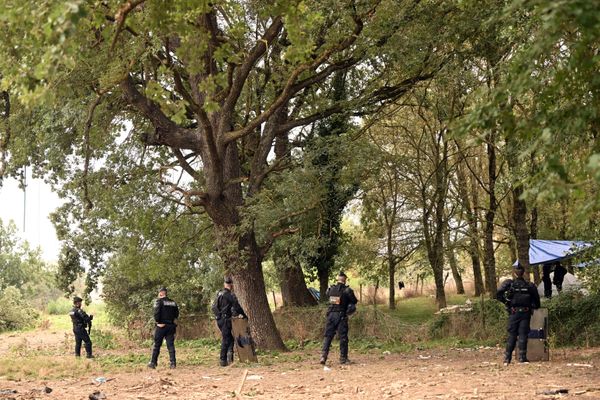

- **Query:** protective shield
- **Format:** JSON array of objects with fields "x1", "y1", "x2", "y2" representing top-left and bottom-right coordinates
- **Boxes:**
[
  {"x1": 231, "y1": 317, "x2": 258, "y2": 363},
  {"x1": 527, "y1": 308, "x2": 549, "y2": 361}
]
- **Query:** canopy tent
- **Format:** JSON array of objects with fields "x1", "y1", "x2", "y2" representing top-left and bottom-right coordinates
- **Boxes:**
[{"x1": 514, "y1": 240, "x2": 592, "y2": 266}]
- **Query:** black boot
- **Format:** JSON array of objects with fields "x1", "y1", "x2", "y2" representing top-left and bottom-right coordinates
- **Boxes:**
[
  {"x1": 518, "y1": 351, "x2": 529, "y2": 364},
  {"x1": 219, "y1": 359, "x2": 228, "y2": 367},
  {"x1": 503, "y1": 351, "x2": 511, "y2": 366},
  {"x1": 147, "y1": 362, "x2": 157, "y2": 369},
  {"x1": 339, "y1": 357, "x2": 351, "y2": 365},
  {"x1": 319, "y1": 352, "x2": 328, "y2": 365}
]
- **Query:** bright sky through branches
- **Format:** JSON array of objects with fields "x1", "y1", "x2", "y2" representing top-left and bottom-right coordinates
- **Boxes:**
[{"x1": 0, "y1": 171, "x2": 61, "y2": 262}]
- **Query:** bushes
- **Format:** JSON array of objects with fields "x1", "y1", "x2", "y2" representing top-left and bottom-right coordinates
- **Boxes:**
[
  {"x1": 428, "y1": 299, "x2": 506, "y2": 344},
  {"x1": 0, "y1": 286, "x2": 39, "y2": 331},
  {"x1": 46, "y1": 297, "x2": 73, "y2": 315},
  {"x1": 547, "y1": 292, "x2": 600, "y2": 347}
]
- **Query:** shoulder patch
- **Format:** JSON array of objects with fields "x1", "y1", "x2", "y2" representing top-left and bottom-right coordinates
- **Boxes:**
[{"x1": 69, "y1": 311, "x2": 75, "y2": 316}]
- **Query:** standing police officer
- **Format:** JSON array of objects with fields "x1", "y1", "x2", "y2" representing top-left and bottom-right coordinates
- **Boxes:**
[
  {"x1": 69, "y1": 296, "x2": 93, "y2": 358},
  {"x1": 148, "y1": 287, "x2": 179, "y2": 369},
  {"x1": 320, "y1": 271, "x2": 358, "y2": 365},
  {"x1": 496, "y1": 264, "x2": 541, "y2": 365},
  {"x1": 212, "y1": 277, "x2": 247, "y2": 367}
]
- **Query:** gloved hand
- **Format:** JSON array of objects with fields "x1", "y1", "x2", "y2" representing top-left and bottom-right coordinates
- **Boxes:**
[{"x1": 89, "y1": 315, "x2": 94, "y2": 320}]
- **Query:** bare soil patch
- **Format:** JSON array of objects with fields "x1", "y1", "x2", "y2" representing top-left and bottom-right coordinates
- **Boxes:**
[{"x1": 1, "y1": 347, "x2": 599, "y2": 399}]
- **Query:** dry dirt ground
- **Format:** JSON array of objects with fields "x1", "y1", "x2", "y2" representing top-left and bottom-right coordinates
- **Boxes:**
[{"x1": 1, "y1": 345, "x2": 600, "y2": 400}]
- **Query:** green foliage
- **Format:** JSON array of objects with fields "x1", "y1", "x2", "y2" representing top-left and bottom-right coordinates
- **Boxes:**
[
  {"x1": 46, "y1": 297, "x2": 73, "y2": 315},
  {"x1": 429, "y1": 299, "x2": 507, "y2": 344},
  {"x1": 55, "y1": 245, "x2": 83, "y2": 298},
  {"x1": 0, "y1": 286, "x2": 39, "y2": 331},
  {"x1": 547, "y1": 292, "x2": 600, "y2": 347}
]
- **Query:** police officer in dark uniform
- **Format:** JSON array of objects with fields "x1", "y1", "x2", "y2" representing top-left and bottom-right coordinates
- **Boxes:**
[
  {"x1": 148, "y1": 287, "x2": 179, "y2": 369},
  {"x1": 320, "y1": 271, "x2": 358, "y2": 365},
  {"x1": 69, "y1": 296, "x2": 93, "y2": 358},
  {"x1": 212, "y1": 277, "x2": 247, "y2": 367},
  {"x1": 552, "y1": 262, "x2": 568, "y2": 293},
  {"x1": 496, "y1": 264, "x2": 541, "y2": 365}
]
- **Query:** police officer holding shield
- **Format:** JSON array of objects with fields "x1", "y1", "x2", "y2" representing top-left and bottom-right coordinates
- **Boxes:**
[
  {"x1": 69, "y1": 296, "x2": 94, "y2": 358},
  {"x1": 212, "y1": 277, "x2": 247, "y2": 366},
  {"x1": 496, "y1": 264, "x2": 541, "y2": 365},
  {"x1": 148, "y1": 287, "x2": 179, "y2": 369},
  {"x1": 320, "y1": 271, "x2": 358, "y2": 365}
]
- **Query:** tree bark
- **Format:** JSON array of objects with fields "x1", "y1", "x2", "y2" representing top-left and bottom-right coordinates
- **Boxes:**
[
  {"x1": 455, "y1": 145, "x2": 484, "y2": 296},
  {"x1": 483, "y1": 135, "x2": 498, "y2": 297},
  {"x1": 512, "y1": 185, "x2": 530, "y2": 280},
  {"x1": 530, "y1": 206, "x2": 540, "y2": 284},
  {"x1": 277, "y1": 254, "x2": 317, "y2": 307},
  {"x1": 388, "y1": 257, "x2": 396, "y2": 309},
  {"x1": 227, "y1": 232, "x2": 286, "y2": 350},
  {"x1": 444, "y1": 226, "x2": 464, "y2": 294}
]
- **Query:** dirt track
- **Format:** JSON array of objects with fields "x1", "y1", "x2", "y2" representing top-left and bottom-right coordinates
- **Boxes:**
[{"x1": 1, "y1": 347, "x2": 599, "y2": 400}]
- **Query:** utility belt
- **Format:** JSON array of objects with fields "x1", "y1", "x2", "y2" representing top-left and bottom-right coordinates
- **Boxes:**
[
  {"x1": 510, "y1": 307, "x2": 530, "y2": 314},
  {"x1": 216, "y1": 314, "x2": 231, "y2": 321},
  {"x1": 74, "y1": 323, "x2": 86, "y2": 329}
]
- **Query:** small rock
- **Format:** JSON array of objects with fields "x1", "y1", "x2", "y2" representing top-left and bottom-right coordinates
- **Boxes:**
[{"x1": 89, "y1": 391, "x2": 107, "y2": 400}]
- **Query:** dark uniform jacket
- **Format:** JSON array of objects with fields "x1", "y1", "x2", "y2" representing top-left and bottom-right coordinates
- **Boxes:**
[
  {"x1": 496, "y1": 278, "x2": 541, "y2": 310},
  {"x1": 69, "y1": 307, "x2": 92, "y2": 329},
  {"x1": 154, "y1": 297, "x2": 179, "y2": 325},
  {"x1": 326, "y1": 283, "x2": 358, "y2": 315},
  {"x1": 212, "y1": 288, "x2": 247, "y2": 320}
]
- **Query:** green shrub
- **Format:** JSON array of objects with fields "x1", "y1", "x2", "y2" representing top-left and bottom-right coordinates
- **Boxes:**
[
  {"x1": 0, "y1": 286, "x2": 39, "y2": 331},
  {"x1": 428, "y1": 299, "x2": 506, "y2": 344},
  {"x1": 547, "y1": 292, "x2": 600, "y2": 346},
  {"x1": 46, "y1": 297, "x2": 73, "y2": 315}
]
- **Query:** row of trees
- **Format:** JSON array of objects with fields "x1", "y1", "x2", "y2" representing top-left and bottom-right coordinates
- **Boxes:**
[{"x1": 1, "y1": 0, "x2": 599, "y2": 348}]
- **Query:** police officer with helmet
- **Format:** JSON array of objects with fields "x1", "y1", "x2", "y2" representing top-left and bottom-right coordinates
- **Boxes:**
[
  {"x1": 69, "y1": 296, "x2": 94, "y2": 358},
  {"x1": 320, "y1": 271, "x2": 358, "y2": 365},
  {"x1": 212, "y1": 276, "x2": 247, "y2": 367},
  {"x1": 496, "y1": 263, "x2": 541, "y2": 365},
  {"x1": 148, "y1": 287, "x2": 179, "y2": 369}
]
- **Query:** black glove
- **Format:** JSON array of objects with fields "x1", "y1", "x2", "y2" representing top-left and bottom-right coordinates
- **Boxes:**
[{"x1": 89, "y1": 315, "x2": 94, "y2": 320}]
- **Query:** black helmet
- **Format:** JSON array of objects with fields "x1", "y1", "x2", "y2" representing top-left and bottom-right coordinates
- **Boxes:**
[
  {"x1": 73, "y1": 296, "x2": 83, "y2": 303},
  {"x1": 514, "y1": 263, "x2": 525, "y2": 271},
  {"x1": 224, "y1": 276, "x2": 233, "y2": 284},
  {"x1": 158, "y1": 287, "x2": 168, "y2": 293},
  {"x1": 337, "y1": 271, "x2": 347, "y2": 278}
]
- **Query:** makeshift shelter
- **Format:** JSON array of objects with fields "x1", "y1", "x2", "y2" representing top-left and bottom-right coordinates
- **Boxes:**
[
  {"x1": 536, "y1": 272, "x2": 587, "y2": 297},
  {"x1": 514, "y1": 240, "x2": 592, "y2": 266}
]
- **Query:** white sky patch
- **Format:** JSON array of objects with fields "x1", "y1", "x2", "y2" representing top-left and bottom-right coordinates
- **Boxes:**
[{"x1": 0, "y1": 170, "x2": 62, "y2": 262}]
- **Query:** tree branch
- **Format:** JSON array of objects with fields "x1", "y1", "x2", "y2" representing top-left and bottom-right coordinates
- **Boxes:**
[
  {"x1": 110, "y1": 0, "x2": 146, "y2": 51},
  {"x1": 120, "y1": 74, "x2": 199, "y2": 150}
]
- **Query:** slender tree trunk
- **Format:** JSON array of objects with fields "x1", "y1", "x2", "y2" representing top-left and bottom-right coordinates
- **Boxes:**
[
  {"x1": 388, "y1": 258, "x2": 396, "y2": 309},
  {"x1": 512, "y1": 185, "x2": 530, "y2": 280},
  {"x1": 455, "y1": 145, "x2": 484, "y2": 296},
  {"x1": 277, "y1": 254, "x2": 317, "y2": 307},
  {"x1": 530, "y1": 207, "x2": 541, "y2": 284},
  {"x1": 483, "y1": 136, "x2": 498, "y2": 296},
  {"x1": 444, "y1": 222, "x2": 464, "y2": 294}
]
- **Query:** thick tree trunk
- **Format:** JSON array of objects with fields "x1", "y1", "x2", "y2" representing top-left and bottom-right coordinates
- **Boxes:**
[
  {"x1": 277, "y1": 255, "x2": 317, "y2": 307},
  {"x1": 317, "y1": 257, "x2": 332, "y2": 301},
  {"x1": 227, "y1": 232, "x2": 286, "y2": 350}
]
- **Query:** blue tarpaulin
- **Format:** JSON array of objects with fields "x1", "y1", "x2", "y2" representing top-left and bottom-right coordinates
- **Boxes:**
[{"x1": 515, "y1": 240, "x2": 592, "y2": 266}]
